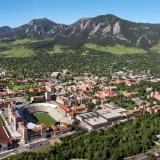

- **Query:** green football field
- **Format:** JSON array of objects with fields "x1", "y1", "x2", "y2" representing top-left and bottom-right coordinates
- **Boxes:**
[{"x1": 34, "y1": 112, "x2": 56, "y2": 128}]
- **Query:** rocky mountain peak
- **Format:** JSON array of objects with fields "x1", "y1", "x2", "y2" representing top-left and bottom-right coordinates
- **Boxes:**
[
  {"x1": 1, "y1": 14, "x2": 160, "y2": 49},
  {"x1": 28, "y1": 17, "x2": 57, "y2": 26}
]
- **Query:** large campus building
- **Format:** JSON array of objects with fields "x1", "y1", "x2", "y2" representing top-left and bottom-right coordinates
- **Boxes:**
[
  {"x1": 77, "y1": 112, "x2": 108, "y2": 131},
  {"x1": 8, "y1": 104, "x2": 46, "y2": 143},
  {"x1": 96, "y1": 103, "x2": 126, "y2": 123},
  {"x1": 76, "y1": 103, "x2": 138, "y2": 131},
  {"x1": 6, "y1": 102, "x2": 72, "y2": 144}
]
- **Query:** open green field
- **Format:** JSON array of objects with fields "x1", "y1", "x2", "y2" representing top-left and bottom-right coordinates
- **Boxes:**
[
  {"x1": 50, "y1": 44, "x2": 75, "y2": 54},
  {"x1": 12, "y1": 38, "x2": 50, "y2": 45},
  {"x1": 0, "y1": 42, "x2": 11, "y2": 51},
  {"x1": 0, "y1": 47, "x2": 35, "y2": 58},
  {"x1": 34, "y1": 112, "x2": 56, "y2": 128},
  {"x1": 12, "y1": 39, "x2": 33, "y2": 45},
  {"x1": 124, "y1": 102, "x2": 135, "y2": 110},
  {"x1": 150, "y1": 43, "x2": 160, "y2": 53},
  {"x1": 52, "y1": 45, "x2": 66, "y2": 53},
  {"x1": 12, "y1": 38, "x2": 55, "y2": 47},
  {"x1": 0, "y1": 42, "x2": 10, "y2": 48},
  {"x1": 84, "y1": 43, "x2": 147, "y2": 55},
  {"x1": 9, "y1": 84, "x2": 38, "y2": 90}
]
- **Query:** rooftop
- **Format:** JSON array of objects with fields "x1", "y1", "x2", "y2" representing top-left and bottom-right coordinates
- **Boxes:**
[
  {"x1": 97, "y1": 107, "x2": 126, "y2": 119},
  {"x1": 78, "y1": 112, "x2": 108, "y2": 126},
  {"x1": 26, "y1": 122, "x2": 41, "y2": 130}
]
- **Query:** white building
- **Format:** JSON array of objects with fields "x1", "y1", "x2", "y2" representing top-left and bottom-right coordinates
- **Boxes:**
[{"x1": 76, "y1": 112, "x2": 108, "y2": 131}]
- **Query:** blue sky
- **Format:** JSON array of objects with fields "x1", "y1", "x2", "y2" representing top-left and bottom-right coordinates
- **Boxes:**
[{"x1": 0, "y1": 0, "x2": 159, "y2": 27}]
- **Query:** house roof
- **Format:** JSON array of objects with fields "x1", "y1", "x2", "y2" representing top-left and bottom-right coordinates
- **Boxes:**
[
  {"x1": 154, "y1": 93, "x2": 160, "y2": 100},
  {"x1": 67, "y1": 110, "x2": 75, "y2": 117},
  {"x1": 74, "y1": 104, "x2": 86, "y2": 111},
  {"x1": 59, "y1": 104, "x2": 71, "y2": 112}
]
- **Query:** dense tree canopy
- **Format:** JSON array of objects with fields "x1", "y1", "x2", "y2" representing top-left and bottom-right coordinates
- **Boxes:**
[
  {"x1": 1, "y1": 47, "x2": 160, "y2": 79},
  {"x1": 6, "y1": 113, "x2": 160, "y2": 160}
]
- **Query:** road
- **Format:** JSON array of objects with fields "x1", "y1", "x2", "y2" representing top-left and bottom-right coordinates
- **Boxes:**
[{"x1": 0, "y1": 149, "x2": 18, "y2": 160}]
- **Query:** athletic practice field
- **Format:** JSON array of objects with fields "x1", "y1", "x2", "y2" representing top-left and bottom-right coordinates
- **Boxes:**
[{"x1": 34, "y1": 112, "x2": 56, "y2": 128}]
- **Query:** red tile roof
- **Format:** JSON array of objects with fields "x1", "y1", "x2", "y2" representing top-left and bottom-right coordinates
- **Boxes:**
[
  {"x1": 67, "y1": 110, "x2": 75, "y2": 117},
  {"x1": 59, "y1": 104, "x2": 71, "y2": 112},
  {"x1": 74, "y1": 104, "x2": 86, "y2": 112},
  {"x1": 154, "y1": 93, "x2": 160, "y2": 101}
]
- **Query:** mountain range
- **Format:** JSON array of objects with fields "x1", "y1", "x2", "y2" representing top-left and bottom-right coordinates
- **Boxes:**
[{"x1": 1, "y1": 14, "x2": 160, "y2": 49}]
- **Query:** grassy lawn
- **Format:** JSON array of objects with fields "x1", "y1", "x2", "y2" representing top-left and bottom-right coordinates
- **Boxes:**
[
  {"x1": 10, "y1": 84, "x2": 38, "y2": 90},
  {"x1": 84, "y1": 43, "x2": 146, "y2": 55},
  {"x1": 12, "y1": 38, "x2": 55, "y2": 46},
  {"x1": 0, "y1": 47, "x2": 35, "y2": 58},
  {"x1": 124, "y1": 102, "x2": 135, "y2": 110},
  {"x1": 34, "y1": 112, "x2": 56, "y2": 128},
  {"x1": 0, "y1": 42, "x2": 10, "y2": 48},
  {"x1": 150, "y1": 43, "x2": 160, "y2": 53},
  {"x1": 50, "y1": 45, "x2": 75, "y2": 54},
  {"x1": 12, "y1": 39, "x2": 32, "y2": 45},
  {"x1": 53, "y1": 45, "x2": 66, "y2": 53},
  {"x1": 12, "y1": 38, "x2": 51, "y2": 45},
  {"x1": 0, "y1": 42, "x2": 12, "y2": 51}
]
